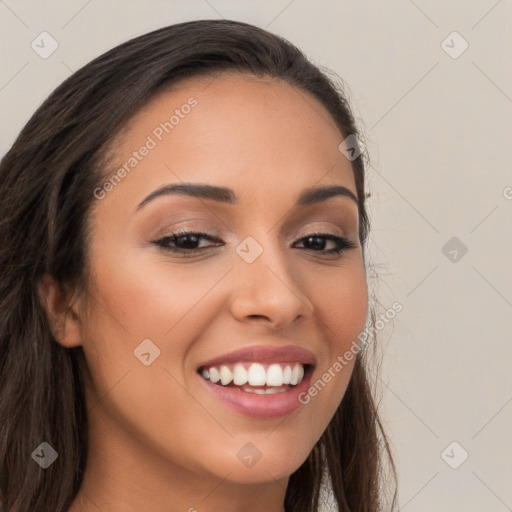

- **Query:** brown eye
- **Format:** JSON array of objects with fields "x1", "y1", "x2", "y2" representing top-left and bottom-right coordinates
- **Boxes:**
[
  {"x1": 152, "y1": 230, "x2": 223, "y2": 254},
  {"x1": 293, "y1": 233, "x2": 356, "y2": 254}
]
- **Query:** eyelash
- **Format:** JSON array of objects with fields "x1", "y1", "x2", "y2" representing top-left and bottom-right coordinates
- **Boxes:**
[{"x1": 152, "y1": 228, "x2": 356, "y2": 256}]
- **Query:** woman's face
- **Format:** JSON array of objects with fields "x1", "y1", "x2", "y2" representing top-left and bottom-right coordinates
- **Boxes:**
[{"x1": 78, "y1": 73, "x2": 368, "y2": 493}]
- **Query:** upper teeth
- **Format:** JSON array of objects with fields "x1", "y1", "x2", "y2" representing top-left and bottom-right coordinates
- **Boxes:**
[{"x1": 200, "y1": 362, "x2": 305, "y2": 387}]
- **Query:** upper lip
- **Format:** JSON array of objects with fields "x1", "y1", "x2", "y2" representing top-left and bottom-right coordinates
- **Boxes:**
[{"x1": 197, "y1": 344, "x2": 317, "y2": 370}]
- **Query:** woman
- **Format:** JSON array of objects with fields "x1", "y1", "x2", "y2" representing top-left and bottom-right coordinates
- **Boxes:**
[{"x1": 0, "y1": 19, "x2": 398, "y2": 512}]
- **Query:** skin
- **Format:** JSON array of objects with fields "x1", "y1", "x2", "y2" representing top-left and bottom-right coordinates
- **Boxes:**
[{"x1": 40, "y1": 73, "x2": 369, "y2": 512}]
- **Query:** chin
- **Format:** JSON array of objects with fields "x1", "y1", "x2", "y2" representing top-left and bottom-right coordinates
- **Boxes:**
[{"x1": 202, "y1": 446, "x2": 311, "y2": 484}]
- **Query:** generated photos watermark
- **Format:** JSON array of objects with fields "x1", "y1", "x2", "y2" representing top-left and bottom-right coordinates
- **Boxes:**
[
  {"x1": 93, "y1": 97, "x2": 198, "y2": 200},
  {"x1": 298, "y1": 301, "x2": 403, "y2": 405}
]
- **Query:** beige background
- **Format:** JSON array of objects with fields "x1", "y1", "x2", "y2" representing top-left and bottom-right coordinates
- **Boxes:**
[{"x1": 1, "y1": 1, "x2": 511, "y2": 510}]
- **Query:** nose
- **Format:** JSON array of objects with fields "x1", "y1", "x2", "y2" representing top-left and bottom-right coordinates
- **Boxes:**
[{"x1": 228, "y1": 237, "x2": 314, "y2": 330}]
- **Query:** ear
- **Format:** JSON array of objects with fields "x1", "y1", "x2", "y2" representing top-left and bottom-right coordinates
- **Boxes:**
[{"x1": 37, "y1": 273, "x2": 83, "y2": 348}]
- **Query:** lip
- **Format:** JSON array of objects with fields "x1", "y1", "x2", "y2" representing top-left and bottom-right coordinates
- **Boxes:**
[
  {"x1": 197, "y1": 364, "x2": 315, "y2": 419},
  {"x1": 196, "y1": 344, "x2": 317, "y2": 370}
]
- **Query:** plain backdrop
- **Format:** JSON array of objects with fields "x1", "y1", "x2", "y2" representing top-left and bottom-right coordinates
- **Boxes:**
[{"x1": 1, "y1": 1, "x2": 511, "y2": 510}]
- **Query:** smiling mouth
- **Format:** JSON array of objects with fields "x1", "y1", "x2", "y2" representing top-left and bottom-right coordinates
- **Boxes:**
[{"x1": 197, "y1": 361, "x2": 314, "y2": 393}]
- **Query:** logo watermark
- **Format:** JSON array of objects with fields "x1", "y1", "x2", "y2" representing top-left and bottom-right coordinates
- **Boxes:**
[
  {"x1": 93, "y1": 97, "x2": 198, "y2": 200},
  {"x1": 298, "y1": 301, "x2": 403, "y2": 405}
]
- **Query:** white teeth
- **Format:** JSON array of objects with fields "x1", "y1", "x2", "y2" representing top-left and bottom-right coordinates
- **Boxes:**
[
  {"x1": 201, "y1": 362, "x2": 306, "y2": 388},
  {"x1": 282, "y1": 365, "x2": 292, "y2": 384},
  {"x1": 247, "y1": 363, "x2": 266, "y2": 386},
  {"x1": 220, "y1": 365, "x2": 233, "y2": 385},
  {"x1": 242, "y1": 386, "x2": 289, "y2": 394},
  {"x1": 266, "y1": 364, "x2": 284, "y2": 386},
  {"x1": 208, "y1": 367, "x2": 220, "y2": 384},
  {"x1": 290, "y1": 364, "x2": 304, "y2": 385},
  {"x1": 233, "y1": 364, "x2": 248, "y2": 385}
]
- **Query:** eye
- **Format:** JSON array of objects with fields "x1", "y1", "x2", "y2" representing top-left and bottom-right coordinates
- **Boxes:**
[
  {"x1": 152, "y1": 228, "x2": 356, "y2": 256},
  {"x1": 293, "y1": 232, "x2": 356, "y2": 255},
  {"x1": 152, "y1": 228, "x2": 223, "y2": 255}
]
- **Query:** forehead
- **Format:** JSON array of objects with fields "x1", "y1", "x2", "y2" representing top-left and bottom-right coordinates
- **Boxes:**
[{"x1": 98, "y1": 72, "x2": 357, "y2": 212}]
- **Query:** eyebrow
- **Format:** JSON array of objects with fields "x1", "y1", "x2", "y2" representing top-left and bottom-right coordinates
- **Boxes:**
[{"x1": 135, "y1": 183, "x2": 358, "y2": 211}]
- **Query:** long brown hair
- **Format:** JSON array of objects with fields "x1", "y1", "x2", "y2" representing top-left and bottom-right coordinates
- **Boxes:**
[{"x1": 0, "y1": 19, "x2": 398, "y2": 511}]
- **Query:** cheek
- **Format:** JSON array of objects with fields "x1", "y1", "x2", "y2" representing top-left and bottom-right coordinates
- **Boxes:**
[
  {"x1": 86, "y1": 245, "x2": 224, "y2": 339},
  {"x1": 80, "y1": 247, "x2": 230, "y2": 406},
  {"x1": 309, "y1": 262, "x2": 369, "y2": 348},
  {"x1": 298, "y1": 262, "x2": 368, "y2": 414}
]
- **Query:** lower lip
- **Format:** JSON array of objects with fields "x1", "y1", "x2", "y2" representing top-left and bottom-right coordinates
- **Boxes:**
[{"x1": 197, "y1": 367, "x2": 314, "y2": 419}]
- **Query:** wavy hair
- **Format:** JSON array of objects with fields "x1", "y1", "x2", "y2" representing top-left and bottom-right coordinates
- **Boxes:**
[{"x1": 0, "y1": 19, "x2": 398, "y2": 512}]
